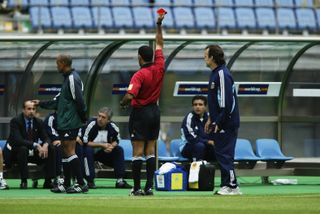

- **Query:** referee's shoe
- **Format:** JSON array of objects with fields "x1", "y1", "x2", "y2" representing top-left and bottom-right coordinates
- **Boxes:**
[{"x1": 66, "y1": 183, "x2": 89, "y2": 194}]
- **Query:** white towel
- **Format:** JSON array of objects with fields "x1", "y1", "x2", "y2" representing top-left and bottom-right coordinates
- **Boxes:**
[
  {"x1": 158, "y1": 162, "x2": 176, "y2": 175},
  {"x1": 188, "y1": 161, "x2": 201, "y2": 183}
]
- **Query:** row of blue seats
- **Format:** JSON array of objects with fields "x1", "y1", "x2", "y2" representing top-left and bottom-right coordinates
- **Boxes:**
[
  {"x1": 8, "y1": 0, "x2": 318, "y2": 8},
  {"x1": 119, "y1": 138, "x2": 293, "y2": 165},
  {"x1": 30, "y1": 6, "x2": 320, "y2": 31}
]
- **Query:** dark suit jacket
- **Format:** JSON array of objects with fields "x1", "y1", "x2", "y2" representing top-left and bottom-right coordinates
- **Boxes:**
[{"x1": 7, "y1": 113, "x2": 50, "y2": 150}]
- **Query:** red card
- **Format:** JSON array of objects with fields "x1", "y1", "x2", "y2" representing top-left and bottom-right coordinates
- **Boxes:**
[{"x1": 157, "y1": 8, "x2": 167, "y2": 15}]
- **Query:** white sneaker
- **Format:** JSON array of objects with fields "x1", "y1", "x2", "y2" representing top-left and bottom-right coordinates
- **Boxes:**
[
  {"x1": 0, "y1": 178, "x2": 9, "y2": 190},
  {"x1": 231, "y1": 187, "x2": 242, "y2": 195},
  {"x1": 216, "y1": 186, "x2": 233, "y2": 195}
]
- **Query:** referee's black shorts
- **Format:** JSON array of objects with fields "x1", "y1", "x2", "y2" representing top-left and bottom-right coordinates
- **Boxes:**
[{"x1": 129, "y1": 103, "x2": 160, "y2": 141}]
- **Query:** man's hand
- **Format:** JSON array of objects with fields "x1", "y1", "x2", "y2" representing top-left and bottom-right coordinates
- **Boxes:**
[
  {"x1": 205, "y1": 118, "x2": 212, "y2": 134},
  {"x1": 103, "y1": 143, "x2": 114, "y2": 153},
  {"x1": 207, "y1": 140, "x2": 215, "y2": 146},
  {"x1": 76, "y1": 136, "x2": 83, "y2": 145},
  {"x1": 52, "y1": 140, "x2": 61, "y2": 146},
  {"x1": 42, "y1": 143, "x2": 49, "y2": 159},
  {"x1": 32, "y1": 100, "x2": 40, "y2": 106}
]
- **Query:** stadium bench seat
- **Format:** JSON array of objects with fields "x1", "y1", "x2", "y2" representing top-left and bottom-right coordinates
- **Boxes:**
[
  {"x1": 132, "y1": 7, "x2": 154, "y2": 29},
  {"x1": 50, "y1": 0, "x2": 69, "y2": 6},
  {"x1": 170, "y1": 139, "x2": 189, "y2": 162},
  {"x1": 91, "y1": 0, "x2": 110, "y2": 6},
  {"x1": 295, "y1": 0, "x2": 313, "y2": 7},
  {"x1": 7, "y1": 0, "x2": 29, "y2": 8},
  {"x1": 29, "y1": 6, "x2": 51, "y2": 29},
  {"x1": 216, "y1": 7, "x2": 236, "y2": 30},
  {"x1": 152, "y1": 7, "x2": 175, "y2": 29},
  {"x1": 119, "y1": 139, "x2": 133, "y2": 161},
  {"x1": 154, "y1": 0, "x2": 172, "y2": 6},
  {"x1": 296, "y1": 8, "x2": 317, "y2": 31},
  {"x1": 256, "y1": 8, "x2": 277, "y2": 30},
  {"x1": 110, "y1": 0, "x2": 130, "y2": 6},
  {"x1": 29, "y1": 0, "x2": 49, "y2": 6},
  {"x1": 255, "y1": 138, "x2": 293, "y2": 168},
  {"x1": 51, "y1": 6, "x2": 72, "y2": 29},
  {"x1": 193, "y1": 0, "x2": 213, "y2": 7},
  {"x1": 158, "y1": 140, "x2": 179, "y2": 162},
  {"x1": 173, "y1": 0, "x2": 193, "y2": 7},
  {"x1": 194, "y1": 7, "x2": 215, "y2": 29},
  {"x1": 235, "y1": 138, "x2": 261, "y2": 169},
  {"x1": 71, "y1": 7, "x2": 93, "y2": 29},
  {"x1": 173, "y1": 7, "x2": 195, "y2": 29},
  {"x1": 275, "y1": 0, "x2": 295, "y2": 7},
  {"x1": 70, "y1": 0, "x2": 90, "y2": 6},
  {"x1": 255, "y1": 0, "x2": 274, "y2": 7},
  {"x1": 112, "y1": 7, "x2": 134, "y2": 29},
  {"x1": 235, "y1": 7, "x2": 256, "y2": 30},
  {"x1": 277, "y1": 8, "x2": 297, "y2": 30},
  {"x1": 91, "y1": 7, "x2": 113, "y2": 29},
  {"x1": 215, "y1": 0, "x2": 234, "y2": 7},
  {"x1": 234, "y1": 0, "x2": 254, "y2": 7}
]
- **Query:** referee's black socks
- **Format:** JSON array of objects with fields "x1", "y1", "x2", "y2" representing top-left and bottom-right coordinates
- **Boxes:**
[
  {"x1": 63, "y1": 155, "x2": 85, "y2": 186},
  {"x1": 145, "y1": 156, "x2": 156, "y2": 191},
  {"x1": 132, "y1": 158, "x2": 143, "y2": 191}
]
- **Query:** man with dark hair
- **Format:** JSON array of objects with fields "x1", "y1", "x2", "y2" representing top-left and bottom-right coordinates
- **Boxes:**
[
  {"x1": 180, "y1": 95, "x2": 215, "y2": 161},
  {"x1": 120, "y1": 13, "x2": 166, "y2": 196},
  {"x1": 33, "y1": 54, "x2": 88, "y2": 194},
  {"x1": 4, "y1": 100, "x2": 56, "y2": 189},
  {"x1": 204, "y1": 45, "x2": 242, "y2": 195},
  {"x1": 79, "y1": 107, "x2": 132, "y2": 189}
]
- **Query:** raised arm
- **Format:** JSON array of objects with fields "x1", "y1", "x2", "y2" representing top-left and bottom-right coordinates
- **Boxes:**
[{"x1": 155, "y1": 13, "x2": 165, "y2": 50}]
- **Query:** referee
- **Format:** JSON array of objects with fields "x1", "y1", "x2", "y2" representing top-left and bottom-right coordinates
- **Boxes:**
[{"x1": 120, "y1": 13, "x2": 166, "y2": 196}]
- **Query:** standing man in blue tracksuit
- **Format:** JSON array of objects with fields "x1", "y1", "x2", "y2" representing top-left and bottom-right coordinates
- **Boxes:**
[
  {"x1": 204, "y1": 44, "x2": 242, "y2": 195},
  {"x1": 180, "y1": 95, "x2": 215, "y2": 161}
]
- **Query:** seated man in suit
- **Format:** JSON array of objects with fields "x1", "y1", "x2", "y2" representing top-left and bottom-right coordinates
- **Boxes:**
[
  {"x1": 79, "y1": 107, "x2": 131, "y2": 189},
  {"x1": 180, "y1": 95, "x2": 215, "y2": 161},
  {"x1": 4, "y1": 100, "x2": 56, "y2": 189}
]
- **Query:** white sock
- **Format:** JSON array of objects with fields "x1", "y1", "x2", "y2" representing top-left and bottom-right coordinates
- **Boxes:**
[
  {"x1": 0, "y1": 172, "x2": 3, "y2": 179},
  {"x1": 117, "y1": 178, "x2": 123, "y2": 183}
]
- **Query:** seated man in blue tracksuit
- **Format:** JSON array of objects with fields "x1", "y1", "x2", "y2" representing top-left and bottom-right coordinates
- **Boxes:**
[
  {"x1": 80, "y1": 107, "x2": 131, "y2": 189},
  {"x1": 180, "y1": 95, "x2": 215, "y2": 161}
]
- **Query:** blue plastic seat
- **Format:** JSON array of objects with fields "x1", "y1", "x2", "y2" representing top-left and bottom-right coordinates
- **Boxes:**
[
  {"x1": 173, "y1": 0, "x2": 193, "y2": 6},
  {"x1": 131, "y1": 0, "x2": 149, "y2": 6},
  {"x1": 51, "y1": 6, "x2": 72, "y2": 29},
  {"x1": 215, "y1": 0, "x2": 234, "y2": 7},
  {"x1": 295, "y1": 0, "x2": 313, "y2": 7},
  {"x1": 70, "y1": 0, "x2": 90, "y2": 6},
  {"x1": 316, "y1": 9, "x2": 320, "y2": 30},
  {"x1": 0, "y1": 140, "x2": 6, "y2": 150},
  {"x1": 91, "y1": 0, "x2": 110, "y2": 6},
  {"x1": 154, "y1": 0, "x2": 171, "y2": 6},
  {"x1": 71, "y1": 7, "x2": 93, "y2": 29},
  {"x1": 235, "y1": 139, "x2": 261, "y2": 161},
  {"x1": 170, "y1": 139, "x2": 189, "y2": 162},
  {"x1": 112, "y1": 7, "x2": 134, "y2": 29},
  {"x1": 30, "y1": 6, "x2": 52, "y2": 29},
  {"x1": 216, "y1": 7, "x2": 236, "y2": 30},
  {"x1": 193, "y1": 0, "x2": 213, "y2": 7},
  {"x1": 110, "y1": 0, "x2": 130, "y2": 6},
  {"x1": 234, "y1": 0, "x2": 254, "y2": 7},
  {"x1": 7, "y1": 0, "x2": 29, "y2": 8},
  {"x1": 296, "y1": 8, "x2": 317, "y2": 31},
  {"x1": 132, "y1": 6, "x2": 154, "y2": 29},
  {"x1": 91, "y1": 7, "x2": 113, "y2": 29},
  {"x1": 194, "y1": 7, "x2": 215, "y2": 29},
  {"x1": 275, "y1": 0, "x2": 295, "y2": 7},
  {"x1": 29, "y1": 0, "x2": 49, "y2": 6},
  {"x1": 119, "y1": 139, "x2": 133, "y2": 161},
  {"x1": 256, "y1": 8, "x2": 276, "y2": 30},
  {"x1": 235, "y1": 7, "x2": 256, "y2": 30},
  {"x1": 158, "y1": 140, "x2": 179, "y2": 162},
  {"x1": 50, "y1": 0, "x2": 69, "y2": 6},
  {"x1": 277, "y1": 8, "x2": 297, "y2": 30},
  {"x1": 255, "y1": 0, "x2": 274, "y2": 7},
  {"x1": 255, "y1": 139, "x2": 293, "y2": 161},
  {"x1": 173, "y1": 7, "x2": 195, "y2": 29},
  {"x1": 152, "y1": 7, "x2": 175, "y2": 28}
]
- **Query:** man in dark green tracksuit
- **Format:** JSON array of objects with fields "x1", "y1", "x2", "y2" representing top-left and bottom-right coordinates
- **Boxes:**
[{"x1": 33, "y1": 54, "x2": 88, "y2": 193}]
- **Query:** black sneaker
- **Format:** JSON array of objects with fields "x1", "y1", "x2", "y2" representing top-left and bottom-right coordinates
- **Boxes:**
[
  {"x1": 51, "y1": 184, "x2": 66, "y2": 193},
  {"x1": 115, "y1": 180, "x2": 132, "y2": 189},
  {"x1": 144, "y1": 188, "x2": 154, "y2": 196},
  {"x1": 87, "y1": 182, "x2": 97, "y2": 189},
  {"x1": 66, "y1": 184, "x2": 89, "y2": 194},
  {"x1": 129, "y1": 189, "x2": 144, "y2": 196}
]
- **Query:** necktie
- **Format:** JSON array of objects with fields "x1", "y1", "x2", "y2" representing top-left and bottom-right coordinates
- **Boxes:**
[{"x1": 27, "y1": 119, "x2": 33, "y2": 141}]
